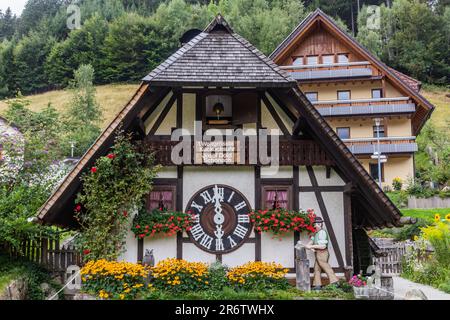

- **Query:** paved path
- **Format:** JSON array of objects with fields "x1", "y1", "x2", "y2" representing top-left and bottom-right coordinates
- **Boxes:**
[{"x1": 392, "y1": 276, "x2": 450, "y2": 300}]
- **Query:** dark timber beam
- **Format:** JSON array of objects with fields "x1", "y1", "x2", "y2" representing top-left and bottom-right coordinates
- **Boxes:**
[
  {"x1": 306, "y1": 166, "x2": 345, "y2": 269},
  {"x1": 147, "y1": 93, "x2": 178, "y2": 137},
  {"x1": 261, "y1": 93, "x2": 291, "y2": 137}
]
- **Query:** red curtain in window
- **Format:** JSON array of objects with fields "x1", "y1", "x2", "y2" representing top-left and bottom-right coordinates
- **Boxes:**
[
  {"x1": 148, "y1": 191, "x2": 173, "y2": 210},
  {"x1": 264, "y1": 190, "x2": 288, "y2": 209}
]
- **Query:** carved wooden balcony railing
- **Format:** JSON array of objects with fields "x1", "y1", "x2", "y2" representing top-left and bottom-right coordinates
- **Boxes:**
[
  {"x1": 140, "y1": 139, "x2": 335, "y2": 166},
  {"x1": 313, "y1": 97, "x2": 416, "y2": 117}
]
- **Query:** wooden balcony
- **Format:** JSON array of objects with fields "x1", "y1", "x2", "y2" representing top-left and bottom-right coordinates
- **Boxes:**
[
  {"x1": 140, "y1": 139, "x2": 334, "y2": 166},
  {"x1": 342, "y1": 137, "x2": 418, "y2": 155},
  {"x1": 313, "y1": 97, "x2": 416, "y2": 117},
  {"x1": 280, "y1": 61, "x2": 378, "y2": 81}
]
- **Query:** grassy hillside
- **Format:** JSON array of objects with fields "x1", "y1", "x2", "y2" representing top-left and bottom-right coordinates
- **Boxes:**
[
  {"x1": 421, "y1": 85, "x2": 450, "y2": 129},
  {"x1": 0, "y1": 84, "x2": 448, "y2": 130},
  {"x1": 0, "y1": 84, "x2": 139, "y2": 129}
]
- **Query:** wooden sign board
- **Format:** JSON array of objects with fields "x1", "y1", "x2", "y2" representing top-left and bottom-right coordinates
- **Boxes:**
[{"x1": 194, "y1": 141, "x2": 240, "y2": 164}]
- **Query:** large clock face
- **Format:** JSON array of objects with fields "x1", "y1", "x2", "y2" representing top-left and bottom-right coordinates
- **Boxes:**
[{"x1": 186, "y1": 185, "x2": 252, "y2": 254}]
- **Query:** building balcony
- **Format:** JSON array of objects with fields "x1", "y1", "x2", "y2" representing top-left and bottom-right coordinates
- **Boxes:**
[
  {"x1": 280, "y1": 61, "x2": 376, "y2": 81},
  {"x1": 141, "y1": 139, "x2": 334, "y2": 166},
  {"x1": 342, "y1": 137, "x2": 418, "y2": 155},
  {"x1": 313, "y1": 97, "x2": 416, "y2": 117}
]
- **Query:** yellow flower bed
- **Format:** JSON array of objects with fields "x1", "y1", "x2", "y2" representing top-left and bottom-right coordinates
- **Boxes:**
[
  {"x1": 151, "y1": 258, "x2": 210, "y2": 293},
  {"x1": 81, "y1": 260, "x2": 149, "y2": 300},
  {"x1": 227, "y1": 261, "x2": 289, "y2": 290}
]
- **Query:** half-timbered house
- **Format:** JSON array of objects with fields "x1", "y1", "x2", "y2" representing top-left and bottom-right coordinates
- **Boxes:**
[{"x1": 36, "y1": 15, "x2": 406, "y2": 279}]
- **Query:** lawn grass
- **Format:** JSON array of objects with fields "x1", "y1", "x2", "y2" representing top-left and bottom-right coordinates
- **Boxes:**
[{"x1": 400, "y1": 208, "x2": 450, "y2": 224}]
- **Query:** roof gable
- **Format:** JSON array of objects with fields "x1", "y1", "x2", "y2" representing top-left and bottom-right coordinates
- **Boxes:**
[
  {"x1": 270, "y1": 9, "x2": 434, "y2": 134},
  {"x1": 143, "y1": 15, "x2": 296, "y2": 88}
]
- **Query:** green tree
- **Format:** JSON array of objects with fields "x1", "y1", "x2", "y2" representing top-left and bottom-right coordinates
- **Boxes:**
[
  {"x1": 62, "y1": 64, "x2": 103, "y2": 157},
  {"x1": 0, "y1": 39, "x2": 18, "y2": 98},
  {"x1": 46, "y1": 15, "x2": 109, "y2": 87},
  {"x1": 18, "y1": 0, "x2": 66, "y2": 36},
  {"x1": 0, "y1": 8, "x2": 17, "y2": 41},
  {"x1": 100, "y1": 13, "x2": 166, "y2": 82},
  {"x1": 13, "y1": 31, "x2": 55, "y2": 94},
  {"x1": 0, "y1": 97, "x2": 64, "y2": 250}
]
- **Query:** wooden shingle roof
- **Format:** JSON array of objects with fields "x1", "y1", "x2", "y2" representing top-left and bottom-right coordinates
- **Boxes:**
[{"x1": 143, "y1": 15, "x2": 296, "y2": 88}]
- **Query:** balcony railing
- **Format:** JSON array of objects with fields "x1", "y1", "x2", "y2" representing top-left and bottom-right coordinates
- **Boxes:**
[
  {"x1": 140, "y1": 139, "x2": 334, "y2": 166},
  {"x1": 312, "y1": 97, "x2": 416, "y2": 117},
  {"x1": 280, "y1": 61, "x2": 376, "y2": 81},
  {"x1": 342, "y1": 137, "x2": 418, "y2": 155}
]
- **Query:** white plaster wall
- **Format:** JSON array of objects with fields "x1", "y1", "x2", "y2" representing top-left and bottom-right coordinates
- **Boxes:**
[
  {"x1": 119, "y1": 209, "x2": 139, "y2": 263},
  {"x1": 261, "y1": 166, "x2": 293, "y2": 179},
  {"x1": 182, "y1": 93, "x2": 196, "y2": 134},
  {"x1": 144, "y1": 234, "x2": 177, "y2": 264},
  {"x1": 298, "y1": 192, "x2": 345, "y2": 268},
  {"x1": 155, "y1": 103, "x2": 176, "y2": 135},
  {"x1": 299, "y1": 165, "x2": 345, "y2": 186},
  {"x1": 144, "y1": 93, "x2": 174, "y2": 134},
  {"x1": 182, "y1": 243, "x2": 217, "y2": 264},
  {"x1": 156, "y1": 166, "x2": 178, "y2": 179},
  {"x1": 222, "y1": 243, "x2": 256, "y2": 267},
  {"x1": 261, "y1": 232, "x2": 295, "y2": 268},
  {"x1": 267, "y1": 94, "x2": 294, "y2": 134},
  {"x1": 183, "y1": 167, "x2": 255, "y2": 209}
]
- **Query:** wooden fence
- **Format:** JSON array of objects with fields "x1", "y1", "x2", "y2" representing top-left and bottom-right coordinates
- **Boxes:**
[
  {"x1": 3, "y1": 237, "x2": 83, "y2": 276},
  {"x1": 372, "y1": 240, "x2": 406, "y2": 275}
]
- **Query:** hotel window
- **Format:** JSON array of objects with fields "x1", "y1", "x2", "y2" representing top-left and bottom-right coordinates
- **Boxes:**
[
  {"x1": 372, "y1": 89, "x2": 383, "y2": 99},
  {"x1": 337, "y1": 90, "x2": 351, "y2": 100},
  {"x1": 336, "y1": 127, "x2": 350, "y2": 139},
  {"x1": 337, "y1": 54, "x2": 349, "y2": 63},
  {"x1": 305, "y1": 92, "x2": 318, "y2": 102},
  {"x1": 262, "y1": 186, "x2": 292, "y2": 210},
  {"x1": 306, "y1": 55, "x2": 318, "y2": 65},
  {"x1": 373, "y1": 125, "x2": 386, "y2": 138},
  {"x1": 293, "y1": 57, "x2": 304, "y2": 66},
  {"x1": 147, "y1": 186, "x2": 176, "y2": 211},
  {"x1": 322, "y1": 55, "x2": 334, "y2": 64},
  {"x1": 369, "y1": 163, "x2": 385, "y2": 182}
]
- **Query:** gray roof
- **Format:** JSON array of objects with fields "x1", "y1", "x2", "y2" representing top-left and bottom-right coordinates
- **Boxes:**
[{"x1": 143, "y1": 15, "x2": 296, "y2": 88}]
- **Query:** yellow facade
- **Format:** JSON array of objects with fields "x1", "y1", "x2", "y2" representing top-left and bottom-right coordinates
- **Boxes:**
[{"x1": 301, "y1": 79, "x2": 415, "y2": 189}]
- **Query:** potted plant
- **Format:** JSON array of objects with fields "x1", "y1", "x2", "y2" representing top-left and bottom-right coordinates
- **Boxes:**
[{"x1": 349, "y1": 274, "x2": 369, "y2": 299}]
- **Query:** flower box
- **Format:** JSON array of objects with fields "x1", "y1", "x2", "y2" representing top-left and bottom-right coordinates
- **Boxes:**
[{"x1": 353, "y1": 286, "x2": 370, "y2": 299}]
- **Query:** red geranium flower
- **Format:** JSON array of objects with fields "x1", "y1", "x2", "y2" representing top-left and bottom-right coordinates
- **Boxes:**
[
  {"x1": 91, "y1": 167, "x2": 98, "y2": 173},
  {"x1": 107, "y1": 153, "x2": 116, "y2": 159},
  {"x1": 83, "y1": 249, "x2": 91, "y2": 255},
  {"x1": 123, "y1": 211, "x2": 128, "y2": 217},
  {"x1": 74, "y1": 204, "x2": 82, "y2": 212}
]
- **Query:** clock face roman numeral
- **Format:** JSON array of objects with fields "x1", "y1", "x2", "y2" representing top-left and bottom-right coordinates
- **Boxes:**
[
  {"x1": 237, "y1": 214, "x2": 250, "y2": 223},
  {"x1": 191, "y1": 201, "x2": 203, "y2": 213},
  {"x1": 234, "y1": 201, "x2": 247, "y2": 211},
  {"x1": 233, "y1": 224, "x2": 248, "y2": 239},
  {"x1": 213, "y1": 185, "x2": 224, "y2": 202},
  {"x1": 227, "y1": 191, "x2": 235, "y2": 203},
  {"x1": 190, "y1": 224, "x2": 205, "y2": 241},
  {"x1": 215, "y1": 238, "x2": 224, "y2": 251},
  {"x1": 200, "y1": 190, "x2": 213, "y2": 204},
  {"x1": 227, "y1": 235, "x2": 237, "y2": 248},
  {"x1": 199, "y1": 234, "x2": 213, "y2": 250}
]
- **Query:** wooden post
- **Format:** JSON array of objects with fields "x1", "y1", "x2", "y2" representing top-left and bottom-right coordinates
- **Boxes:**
[
  {"x1": 41, "y1": 238, "x2": 48, "y2": 267},
  {"x1": 295, "y1": 242, "x2": 310, "y2": 291}
]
